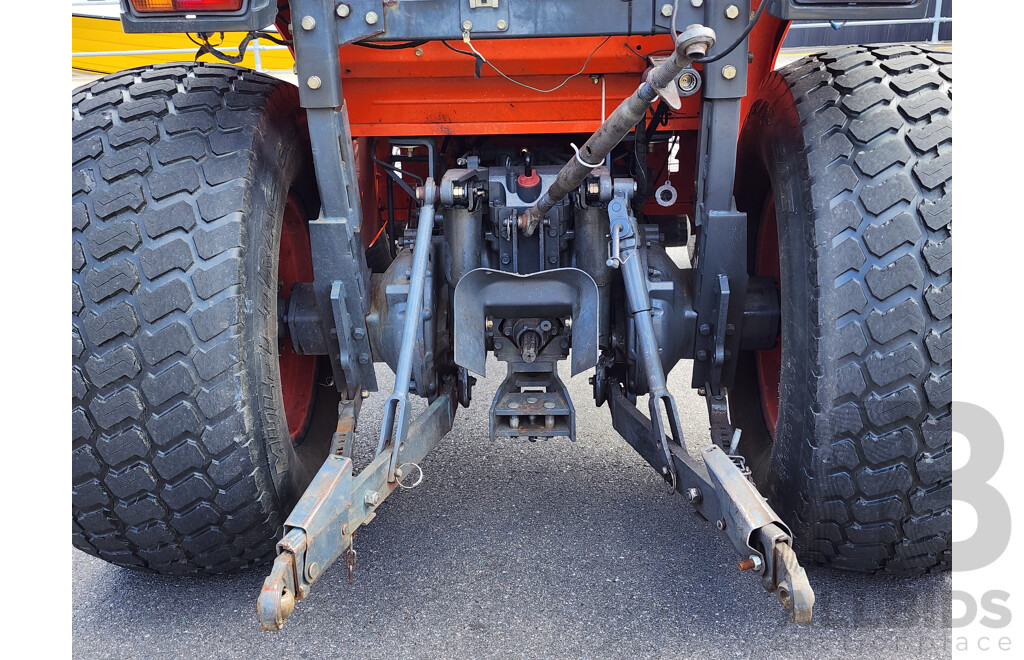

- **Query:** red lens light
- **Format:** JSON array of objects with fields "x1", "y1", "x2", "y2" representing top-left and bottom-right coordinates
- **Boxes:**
[{"x1": 130, "y1": 0, "x2": 244, "y2": 13}]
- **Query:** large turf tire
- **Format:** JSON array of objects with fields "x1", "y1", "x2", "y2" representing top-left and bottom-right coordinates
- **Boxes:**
[
  {"x1": 732, "y1": 44, "x2": 952, "y2": 573},
  {"x1": 72, "y1": 63, "x2": 337, "y2": 573}
]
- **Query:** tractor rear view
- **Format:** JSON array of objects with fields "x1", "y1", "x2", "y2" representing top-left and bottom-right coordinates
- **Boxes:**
[{"x1": 71, "y1": 0, "x2": 952, "y2": 629}]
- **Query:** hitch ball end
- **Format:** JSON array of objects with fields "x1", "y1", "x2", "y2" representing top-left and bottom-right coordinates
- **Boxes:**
[{"x1": 677, "y1": 24, "x2": 716, "y2": 59}]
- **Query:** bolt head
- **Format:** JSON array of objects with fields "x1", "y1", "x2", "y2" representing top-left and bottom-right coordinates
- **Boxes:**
[
  {"x1": 365, "y1": 11, "x2": 379, "y2": 25},
  {"x1": 300, "y1": 15, "x2": 316, "y2": 30},
  {"x1": 462, "y1": 20, "x2": 473, "y2": 32},
  {"x1": 308, "y1": 561, "x2": 320, "y2": 579},
  {"x1": 726, "y1": 5, "x2": 740, "y2": 19},
  {"x1": 361, "y1": 389, "x2": 370, "y2": 399},
  {"x1": 496, "y1": 19, "x2": 508, "y2": 31},
  {"x1": 691, "y1": 0, "x2": 703, "y2": 6},
  {"x1": 414, "y1": 47, "x2": 423, "y2": 57},
  {"x1": 336, "y1": 4, "x2": 351, "y2": 18},
  {"x1": 685, "y1": 487, "x2": 702, "y2": 503},
  {"x1": 364, "y1": 492, "x2": 380, "y2": 506},
  {"x1": 716, "y1": 518, "x2": 726, "y2": 531},
  {"x1": 358, "y1": 354, "x2": 370, "y2": 365},
  {"x1": 722, "y1": 65, "x2": 738, "y2": 80},
  {"x1": 661, "y1": 3, "x2": 673, "y2": 17},
  {"x1": 306, "y1": 75, "x2": 322, "y2": 89}
]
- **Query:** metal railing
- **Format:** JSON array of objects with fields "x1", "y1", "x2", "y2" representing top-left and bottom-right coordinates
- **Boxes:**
[
  {"x1": 787, "y1": 0, "x2": 950, "y2": 44},
  {"x1": 72, "y1": 0, "x2": 952, "y2": 73}
]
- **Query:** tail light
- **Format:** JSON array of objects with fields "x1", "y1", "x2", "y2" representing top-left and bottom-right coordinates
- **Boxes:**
[{"x1": 129, "y1": 0, "x2": 244, "y2": 13}]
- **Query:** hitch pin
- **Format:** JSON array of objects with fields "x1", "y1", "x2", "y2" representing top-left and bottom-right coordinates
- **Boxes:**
[{"x1": 606, "y1": 222, "x2": 626, "y2": 268}]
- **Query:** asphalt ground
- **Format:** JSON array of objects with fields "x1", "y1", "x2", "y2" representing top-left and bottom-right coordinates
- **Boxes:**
[
  {"x1": 72, "y1": 55, "x2": 950, "y2": 658},
  {"x1": 73, "y1": 353, "x2": 951, "y2": 659}
]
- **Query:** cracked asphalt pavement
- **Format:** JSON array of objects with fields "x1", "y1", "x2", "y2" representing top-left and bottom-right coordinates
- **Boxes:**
[{"x1": 73, "y1": 357, "x2": 950, "y2": 659}]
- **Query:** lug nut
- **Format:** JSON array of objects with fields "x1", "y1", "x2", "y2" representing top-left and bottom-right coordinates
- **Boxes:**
[
  {"x1": 737, "y1": 554, "x2": 764, "y2": 572},
  {"x1": 365, "y1": 11, "x2": 379, "y2": 25},
  {"x1": 300, "y1": 15, "x2": 316, "y2": 30}
]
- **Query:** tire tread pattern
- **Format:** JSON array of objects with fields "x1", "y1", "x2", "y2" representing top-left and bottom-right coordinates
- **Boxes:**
[
  {"x1": 758, "y1": 45, "x2": 952, "y2": 573},
  {"x1": 72, "y1": 63, "x2": 297, "y2": 574}
]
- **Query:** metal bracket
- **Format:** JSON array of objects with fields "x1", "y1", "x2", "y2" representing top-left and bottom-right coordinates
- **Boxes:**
[
  {"x1": 306, "y1": 106, "x2": 377, "y2": 398},
  {"x1": 489, "y1": 362, "x2": 575, "y2": 441},
  {"x1": 606, "y1": 382, "x2": 815, "y2": 623},
  {"x1": 328, "y1": 396, "x2": 361, "y2": 458},
  {"x1": 690, "y1": 210, "x2": 747, "y2": 392},
  {"x1": 704, "y1": 387, "x2": 734, "y2": 451},
  {"x1": 453, "y1": 268, "x2": 599, "y2": 378},
  {"x1": 329, "y1": 279, "x2": 375, "y2": 392},
  {"x1": 461, "y1": 0, "x2": 510, "y2": 33},
  {"x1": 258, "y1": 383, "x2": 457, "y2": 631}
]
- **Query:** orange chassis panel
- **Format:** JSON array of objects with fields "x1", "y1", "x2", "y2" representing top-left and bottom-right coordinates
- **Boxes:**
[
  {"x1": 296, "y1": 14, "x2": 790, "y2": 245},
  {"x1": 330, "y1": 17, "x2": 788, "y2": 137}
]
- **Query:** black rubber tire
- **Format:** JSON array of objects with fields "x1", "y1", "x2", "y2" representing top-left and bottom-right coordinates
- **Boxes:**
[
  {"x1": 72, "y1": 63, "x2": 337, "y2": 573},
  {"x1": 732, "y1": 44, "x2": 952, "y2": 573}
]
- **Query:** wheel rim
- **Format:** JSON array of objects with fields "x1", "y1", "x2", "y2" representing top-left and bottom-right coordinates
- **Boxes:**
[
  {"x1": 278, "y1": 194, "x2": 317, "y2": 443},
  {"x1": 755, "y1": 193, "x2": 782, "y2": 440}
]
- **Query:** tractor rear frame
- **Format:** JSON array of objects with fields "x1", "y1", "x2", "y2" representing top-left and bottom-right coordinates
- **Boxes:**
[{"x1": 72, "y1": 0, "x2": 950, "y2": 631}]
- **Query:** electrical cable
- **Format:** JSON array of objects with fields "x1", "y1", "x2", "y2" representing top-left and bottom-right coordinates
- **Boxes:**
[
  {"x1": 444, "y1": 36, "x2": 612, "y2": 93},
  {"x1": 191, "y1": 30, "x2": 291, "y2": 64},
  {"x1": 354, "y1": 40, "x2": 429, "y2": 50},
  {"x1": 371, "y1": 157, "x2": 423, "y2": 205}
]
